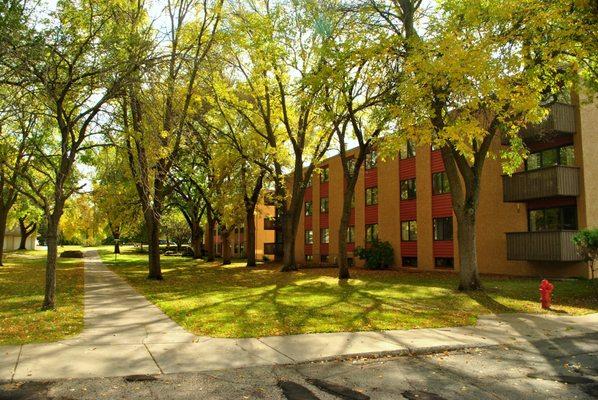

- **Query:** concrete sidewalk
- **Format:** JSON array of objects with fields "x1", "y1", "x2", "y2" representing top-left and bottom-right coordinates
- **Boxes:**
[{"x1": 1, "y1": 251, "x2": 597, "y2": 381}]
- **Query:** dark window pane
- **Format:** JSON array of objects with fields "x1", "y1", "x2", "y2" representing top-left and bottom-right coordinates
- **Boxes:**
[
  {"x1": 542, "y1": 148, "x2": 559, "y2": 168},
  {"x1": 402, "y1": 257, "x2": 417, "y2": 267},
  {"x1": 562, "y1": 206, "x2": 578, "y2": 230},
  {"x1": 435, "y1": 257, "x2": 454, "y2": 269},
  {"x1": 400, "y1": 179, "x2": 416, "y2": 200}
]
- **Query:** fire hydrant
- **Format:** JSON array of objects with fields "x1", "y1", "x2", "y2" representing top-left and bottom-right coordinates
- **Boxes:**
[{"x1": 539, "y1": 279, "x2": 554, "y2": 309}]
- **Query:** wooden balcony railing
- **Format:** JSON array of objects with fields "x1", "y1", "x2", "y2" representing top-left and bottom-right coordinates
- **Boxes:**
[
  {"x1": 506, "y1": 231, "x2": 583, "y2": 262},
  {"x1": 502, "y1": 166, "x2": 580, "y2": 202},
  {"x1": 520, "y1": 102, "x2": 576, "y2": 140}
]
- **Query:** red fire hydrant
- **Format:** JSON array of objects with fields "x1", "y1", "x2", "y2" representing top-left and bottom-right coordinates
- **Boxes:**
[{"x1": 539, "y1": 279, "x2": 554, "y2": 309}]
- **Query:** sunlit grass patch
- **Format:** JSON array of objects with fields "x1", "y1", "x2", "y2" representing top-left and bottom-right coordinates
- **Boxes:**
[
  {"x1": 99, "y1": 245, "x2": 598, "y2": 338},
  {"x1": 0, "y1": 248, "x2": 85, "y2": 345}
]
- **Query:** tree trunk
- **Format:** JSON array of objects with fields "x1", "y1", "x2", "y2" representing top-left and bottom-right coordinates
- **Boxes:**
[
  {"x1": 338, "y1": 181, "x2": 356, "y2": 280},
  {"x1": 114, "y1": 240, "x2": 120, "y2": 254},
  {"x1": 206, "y1": 211, "x2": 215, "y2": 261},
  {"x1": 43, "y1": 218, "x2": 59, "y2": 309},
  {"x1": 0, "y1": 208, "x2": 8, "y2": 266},
  {"x1": 190, "y1": 220, "x2": 202, "y2": 259},
  {"x1": 18, "y1": 218, "x2": 36, "y2": 250},
  {"x1": 221, "y1": 228, "x2": 231, "y2": 265},
  {"x1": 245, "y1": 204, "x2": 257, "y2": 267},
  {"x1": 281, "y1": 208, "x2": 299, "y2": 271},
  {"x1": 456, "y1": 208, "x2": 482, "y2": 291},
  {"x1": 146, "y1": 212, "x2": 163, "y2": 280}
]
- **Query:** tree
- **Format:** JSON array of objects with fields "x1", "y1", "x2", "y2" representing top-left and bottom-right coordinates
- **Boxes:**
[
  {"x1": 121, "y1": 0, "x2": 223, "y2": 280},
  {"x1": 378, "y1": 0, "x2": 590, "y2": 290},
  {"x1": 4, "y1": 0, "x2": 142, "y2": 308},
  {"x1": 572, "y1": 228, "x2": 598, "y2": 279},
  {"x1": 221, "y1": 1, "x2": 335, "y2": 271},
  {"x1": 0, "y1": 90, "x2": 35, "y2": 264},
  {"x1": 9, "y1": 197, "x2": 43, "y2": 250},
  {"x1": 162, "y1": 210, "x2": 191, "y2": 252},
  {"x1": 92, "y1": 147, "x2": 143, "y2": 254},
  {"x1": 318, "y1": 6, "x2": 393, "y2": 279}
]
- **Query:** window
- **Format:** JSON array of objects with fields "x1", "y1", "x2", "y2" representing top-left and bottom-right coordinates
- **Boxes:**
[
  {"x1": 402, "y1": 257, "x2": 417, "y2": 268},
  {"x1": 432, "y1": 172, "x2": 450, "y2": 195},
  {"x1": 320, "y1": 228, "x2": 329, "y2": 244},
  {"x1": 529, "y1": 206, "x2": 577, "y2": 231},
  {"x1": 365, "y1": 151, "x2": 378, "y2": 169},
  {"x1": 351, "y1": 193, "x2": 355, "y2": 208},
  {"x1": 306, "y1": 176, "x2": 312, "y2": 187},
  {"x1": 365, "y1": 187, "x2": 378, "y2": 205},
  {"x1": 320, "y1": 167, "x2": 329, "y2": 182},
  {"x1": 366, "y1": 224, "x2": 378, "y2": 242},
  {"x1": 401, "y1": 220, "x2": 417, "y2": 241},
  {"x1": 400, "y1": 179, "x2": 416, "y2": 200},
  {"x1": 234, "y1": 244, "x2": 239, "y2": 253},
  {"x1": 347, "y1": 226, "x2": 355, "y2": 243},
  {"x1": 526, "y1": 145, "x2": 575, "y2": 171},
  {"x1": 321, "y1": 255, "x2": 329, "y2": 263},
  {"x1": 347, "y1": 158, "x2": 356, "y2": 173},
  {"x1": 305, "y1": 255, "x2": 313, "y2": 262},
  {"x1": 347, "y1": 257, "x2": 354, "y2": 267},
  {"x1": 433, "y1": 217, "x2": 453, "y2": 241},
  {"x1": 435, "y1": 257, "x2": 454, "y2": 269},
  {"x1": 305, "y1": 201, "x2": 313, "y2": 216},
  {"x1": 399, "y1": 141, "x2": 416, "y2": 159},
  {"x1": 304, "y1": 229, "x2": 314, "y2": 244},
  {"x1": 320, "y1": 197, "x2": 329, "y2": 213},
  {"x1": 240, "y1": 242, "x2": 245, "y2": 254},
  {"x1": 240, "y1": 226, "x2": 245, "y2": 234}
]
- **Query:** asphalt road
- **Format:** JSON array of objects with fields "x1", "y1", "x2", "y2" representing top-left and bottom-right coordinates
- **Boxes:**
[{"x1": 1, "y1": 333, "x2": 596, "y2": 400}]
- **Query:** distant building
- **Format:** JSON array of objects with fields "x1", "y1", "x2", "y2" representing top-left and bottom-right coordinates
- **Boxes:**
[{"x1": 3, "y1": 227, "x2": 37, "y2": 251}]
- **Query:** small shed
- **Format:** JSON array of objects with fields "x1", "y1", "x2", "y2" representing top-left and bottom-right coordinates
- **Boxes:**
[{"x1": 2, "y1": 228, "x2": 37, "y2": 251}]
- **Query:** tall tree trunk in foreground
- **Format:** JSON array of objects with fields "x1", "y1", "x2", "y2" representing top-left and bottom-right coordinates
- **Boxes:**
[
  {"x1": 221, "y1": 227, "x2": 231, "y2": 265},
  {"x1": 18, "y1": 216, "x2": 36, "y2": 250},
  {"x1": 190, "y1": 220, "x2": 203, "y2": 259},
  {"x1": 43, "y1": 210, "x2": 63, "y2": 309},
  {"x1": 145, "y1": 210, "x2": 163, "y2": 280},
  {"x1": 244, "y1": 172, "x2": 264, "y2": 267},
  {"x1": 0, "y1": 208, "x2": 8, "y2": 266},
  {"x1": 206, "y1": 210, "x2": 215, "y2": 261},
  {"x1": 245, "y1": 207, "x2": 257, "y2": 267}
]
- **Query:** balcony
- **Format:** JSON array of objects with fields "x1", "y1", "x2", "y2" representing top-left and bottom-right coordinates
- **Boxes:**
[
  {"x1": 520, "y1": 102, "x2": 576, "y2": 141},
  {"x1": 502, "y1": 166, "x2": 580, "y2": 202},
  {"x1": 506, "y1": 231, "x2": 583, "y2": 262},
  {"x1": 264, "y1": 242, "x2": 283, "y2": 255},
  {"x1": 263, "y1": 218, "x2": 279, "y2": 230}
]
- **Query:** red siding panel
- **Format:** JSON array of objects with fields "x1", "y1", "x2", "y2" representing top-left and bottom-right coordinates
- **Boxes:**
[
  {"x1": 320, "y1": 243, "x2": 329, "y2": 255},
  {"x1": 401, "y1": 241, "x2": 417, "y2": 256},
  {"x1": 320, "y1": 213, "x2": 329, "y2": 227},
  {"x1": 304, "y1": 216, "x2": 313, "y2": 229},
  {"x1": 320, "y1": 182, "x2": 329, "y2": 197},
  {"x1": 304, "y1": 186, "x2": 313, "y2": 200},
  {"x1": 364, "y1": 168, "x2": 378, "y2": 188},
  {"x1": 400, "y1": 199, "x2": 417, "y2": 220},
  {"x1": 433, "y1": 240, "x2": 454, "y2": 257},
  {"x1": 432, "y1": 193, "x2": 453, "y2": 217},
  {"x1": 347, "y1": 243, "x2": 355, "y2": 252},
  {"x1": 305, "y1": 244, "x2": 313, "y2": 255},
  {"x1": 430, "y1": 150, "x2": 445, "y2": 173},
  {"x1": 364, "y1": 205, "x2": 378, "y2": 224},
  {"x1": 399, "y1": 158, "x2": 416, "y2": 179},
  {"x1": 349, "y1": 208, "x2": 355, "y2": 225}
]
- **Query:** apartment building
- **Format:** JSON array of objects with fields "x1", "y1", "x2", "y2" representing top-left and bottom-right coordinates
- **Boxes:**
[{"x1": 260, "y1": 99, "x2": 597, "y2": 278}]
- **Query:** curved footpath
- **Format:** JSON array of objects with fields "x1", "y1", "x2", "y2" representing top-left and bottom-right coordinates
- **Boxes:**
[{"x1": 1, "y1": 251, "x2": 597, "y2": 381}]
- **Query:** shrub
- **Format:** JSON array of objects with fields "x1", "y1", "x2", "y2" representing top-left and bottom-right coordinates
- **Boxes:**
[
  {"x1": 60, "y1": 250, "x2": 84, "y2": 258},
  {"x1": 355, "y1": 240, "x2": 394, "y2": 270},
  {"x1": 572, "y1": 228, "x2": 598, "y2": 279}
]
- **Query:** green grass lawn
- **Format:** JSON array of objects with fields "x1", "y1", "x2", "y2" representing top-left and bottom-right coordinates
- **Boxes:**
[
  {"x1": 0, "y1": 248, "x2": 85, "y2": 345},
  {"x1": 99, "y1": 246, "x2": 598, "y2": 338}
]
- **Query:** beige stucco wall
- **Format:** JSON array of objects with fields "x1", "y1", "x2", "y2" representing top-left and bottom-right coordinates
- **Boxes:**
[{"x1": 2, "y1": 233, "x2": 37, "y2": 251}]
